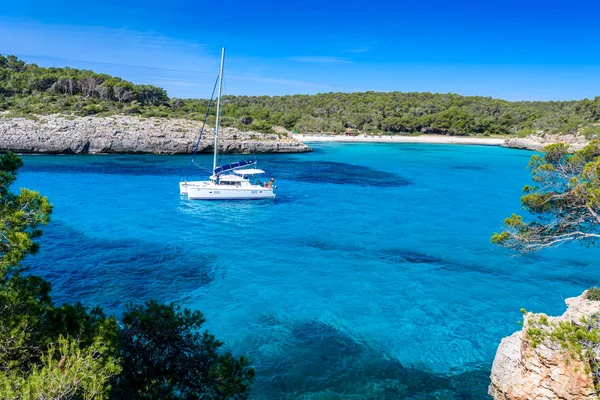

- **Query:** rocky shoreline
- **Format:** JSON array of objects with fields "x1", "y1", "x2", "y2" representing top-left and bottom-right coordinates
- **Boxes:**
[
  {"x1": 0, "y1": 114, "x2": 312, "y2": 154},
  {"x1": 505, "y1": 133, "x2": 590, "y2": 152},
  {"x1": 0, "y1": 114, "x2": 590, "y2": 154},
  {"x1": 489, "y1": 291, "x2": 599, "y2": 400}
]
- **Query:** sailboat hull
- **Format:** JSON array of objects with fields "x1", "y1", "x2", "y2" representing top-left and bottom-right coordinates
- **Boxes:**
[{"x1": 181, "y1": 181, "x2": 275, "y2": 200}]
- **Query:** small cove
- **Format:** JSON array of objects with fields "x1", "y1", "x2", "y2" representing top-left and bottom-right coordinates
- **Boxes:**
[{"x1": 18, "y1": 142, "x2": 600, "y2": 399}]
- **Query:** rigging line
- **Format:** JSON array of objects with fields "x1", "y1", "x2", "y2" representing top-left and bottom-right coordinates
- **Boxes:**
[
  {"x1": 185, "y1": 74, "x2": 220, "y2": 181},
  {"x1": 191, "y1": 163, "x2": 212, "y2": 173}
]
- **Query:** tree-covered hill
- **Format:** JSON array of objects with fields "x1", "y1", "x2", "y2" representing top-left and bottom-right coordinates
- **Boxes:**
[{"x1": 1, "y1": 54, "x2": 599, "y2": 137}]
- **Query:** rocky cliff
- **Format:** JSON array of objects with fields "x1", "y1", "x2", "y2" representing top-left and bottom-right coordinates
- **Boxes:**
[
  {"x1": 505, "y1": 134, "x2": 589, "y2": 152},
  {"x1": 0, "y1": 114, "x2": 311, "y2": 154},
  {"x1": 489, "y1": 292, "x2": 600, "y2": 400}
]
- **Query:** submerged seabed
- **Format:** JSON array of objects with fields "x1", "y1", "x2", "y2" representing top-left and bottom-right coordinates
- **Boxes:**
[{"x1": 19, "y1": 143, "x2": 600, "y2": 399}]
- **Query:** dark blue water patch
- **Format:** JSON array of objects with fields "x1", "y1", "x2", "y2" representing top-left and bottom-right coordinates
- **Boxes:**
[
  {"x1": 299, "y1": 146, "x2": 326, "y2": 155},
  {"x1": 448, "y1": 368, "x2": 493, "y2": 400},
  {"x1": 542, "y1": 274, "x2": 599, "y2": 288},
  {"x1": 375, "y1": 248, "x2": 445, "y2": 265},
  {"x1": 396, "y1": 144, "x2": 455, "y2": 152},
  {"x1": 374, "y1": 248, "x2": 517, "y2": 281},
  {"x1": 302, "y1": 238, "x2": 357, "y2": 252},
  {"x1": 300, "y1": 240, "x2": 444, "y2": 265},
  {"x1": 21, "y1": 157, "x2": 186, "y2": 177},
  {"x1": 250, "y1": 318, "x2": 487, "y2": 399},
  {"x1": 437, "y1": 260, "x2": 512, "y2": 279},
  {"x1": 302, "y1": 241, "x2": 445, "y2": 265},
  {"x1": 299, "y1": 240, "x2": 516, "y2": 282},
  {"x1": 373, "y1": 248, "x2": 522, "y2": 281},
  {"x1": 270, "y1": 159, "x2": 412, "y2": 187},
  {"x1": 300, "y1": 240, "x2": 451, "y2": 267},
  {"x1": 450, "y1": 165, "x2": 488, "y2": 171},
  {"x1": 22, "y1": 221, "x2": 217, "y2": 315},
  {"x1": 20, "y1": 154, "x2": 411, "y2": 188},
  {"x1": 567, "y1": 258, "x2": 595, "y2": 269}
]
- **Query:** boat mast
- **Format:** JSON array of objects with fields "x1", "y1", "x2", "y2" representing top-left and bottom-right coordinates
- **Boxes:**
[{"x1": 213, "y1": 47, "x2": 225, "y2": 174}]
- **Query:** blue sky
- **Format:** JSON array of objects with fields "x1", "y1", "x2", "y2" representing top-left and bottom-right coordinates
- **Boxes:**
[{"x1": 1, "y1": 0, "x2": 599, "y2": 100}]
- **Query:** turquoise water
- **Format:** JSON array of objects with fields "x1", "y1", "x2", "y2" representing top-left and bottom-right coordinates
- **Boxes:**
[{"x1": 17, "y1": 143, "x2": 600, "y2": 399}]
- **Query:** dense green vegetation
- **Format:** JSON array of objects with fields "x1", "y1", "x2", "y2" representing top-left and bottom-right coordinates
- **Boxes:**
[
  {"x1": 0, "y1": 152, "x2": 255, "y2": 399},
  {"x1": 588, "y1": 288, "x2": 600, "y2": 301},
  {"x1": 2, "y1": 54, "x2": 600, "y2": 136}
]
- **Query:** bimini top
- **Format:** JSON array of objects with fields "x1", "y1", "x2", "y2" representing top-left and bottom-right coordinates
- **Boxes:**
[
  {"x1": 213, "y1": 160, "x2": 256, "y2": 174},
  {"x1": 234, "y1": 168, "x2": 265, "y2": 175}
]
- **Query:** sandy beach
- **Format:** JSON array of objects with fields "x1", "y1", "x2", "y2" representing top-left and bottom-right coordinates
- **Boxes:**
[{"x1": 294, "y1": 134, "x2": 507, "y2": 146}]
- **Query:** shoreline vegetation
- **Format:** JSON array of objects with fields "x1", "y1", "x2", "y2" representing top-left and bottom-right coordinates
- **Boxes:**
[{"x1": 1, "y1": 54, "x2": 599, "y2": 151}]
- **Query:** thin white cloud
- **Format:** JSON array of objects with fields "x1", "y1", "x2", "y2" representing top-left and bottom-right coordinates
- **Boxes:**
[
  {"x1": 344, "y1": 47, "x2": 369, "y2": 53},
  {"x1": 148, "y1": 77, "x2": 207, "y2": 88},
  {"x1": 0, "y1": 19, "x2": 217, "y2": 72},
  {"x1": 288, "y1": 56, "x2": 351, "y2": 64},
  {"x1": 228, "y1": 75, "x2": 331, "y2": 90},
  {"x1": 17, "y1": 55, "x2": 217, "y2": 77}
]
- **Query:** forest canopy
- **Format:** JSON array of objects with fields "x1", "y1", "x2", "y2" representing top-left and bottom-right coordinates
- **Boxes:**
[{"x1": 1, "y1": 54, "x2": 599, "y2": 137}]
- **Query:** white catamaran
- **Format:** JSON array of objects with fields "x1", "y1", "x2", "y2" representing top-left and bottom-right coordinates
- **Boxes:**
[{"x1": 179, "y1": 48, "x2": 276, "y2": 200}]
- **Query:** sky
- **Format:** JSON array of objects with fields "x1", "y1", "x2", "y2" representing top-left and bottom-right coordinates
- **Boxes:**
[{"x1": 1, "y1": 0, "x2": 599, "y2": 100}]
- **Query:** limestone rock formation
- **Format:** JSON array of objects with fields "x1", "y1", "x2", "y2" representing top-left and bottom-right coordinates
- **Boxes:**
[
  {"x1": 505, "y1": 134, "x2": 589, "y2": 152},
  {"x1": 489, "y1": 292, "x2": 600, "y2": 400},
  {"x1": 0, "y1": 114, "x2": 311, "y2": 154}
]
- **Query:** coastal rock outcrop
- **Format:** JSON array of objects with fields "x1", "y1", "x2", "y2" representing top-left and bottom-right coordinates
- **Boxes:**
[
  {"x1": 489, "y1": 292, "x2": 600, "y2": 400},
  {"x1": 0, "y1": 114, "x2": 312, "y2": 154},
  {"x1": 505, "y1": 134, "x2": 589, "y2": 152}
]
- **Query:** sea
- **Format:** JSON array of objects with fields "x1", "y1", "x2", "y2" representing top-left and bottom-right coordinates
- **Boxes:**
[{"x1": 17, "y1": 142, "x2": 600, "y2": 399}]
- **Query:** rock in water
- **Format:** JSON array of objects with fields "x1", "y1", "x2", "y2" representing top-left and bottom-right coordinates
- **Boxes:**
[
  {"x1": 0, "y1": 114, "x2": 312, "y2": 154},
  {"x1": 489, "y1": 292, "x2": 600, "y2": 400}
]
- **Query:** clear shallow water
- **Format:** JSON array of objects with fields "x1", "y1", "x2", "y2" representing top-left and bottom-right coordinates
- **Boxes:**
[{"x1": 17, "y1": 143, "x2": 600, "y2": 399}]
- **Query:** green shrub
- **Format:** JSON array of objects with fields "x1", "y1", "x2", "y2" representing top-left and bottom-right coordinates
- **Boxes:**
[
  {"x1": 220, "y1": 116, "x2": 236, "y2": 127},
  {"x1": 587, "y1": 287, "x2": 600, "y2": 301},
  {"x1": 123, "y1": 104, "x2": 141, "y2": 115},
  {"x1": 516, "y1": 129, "x2": 533, "y2": 138},
  {"x1": 82, "y1": 104, "x2": 102, "y2": 115},
  {"x1": 581, "y1": 125, "x2": 600, "y2": 140},
  {"x1": 250, "y1": 120, "x2": 273, "y2": 133}
]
